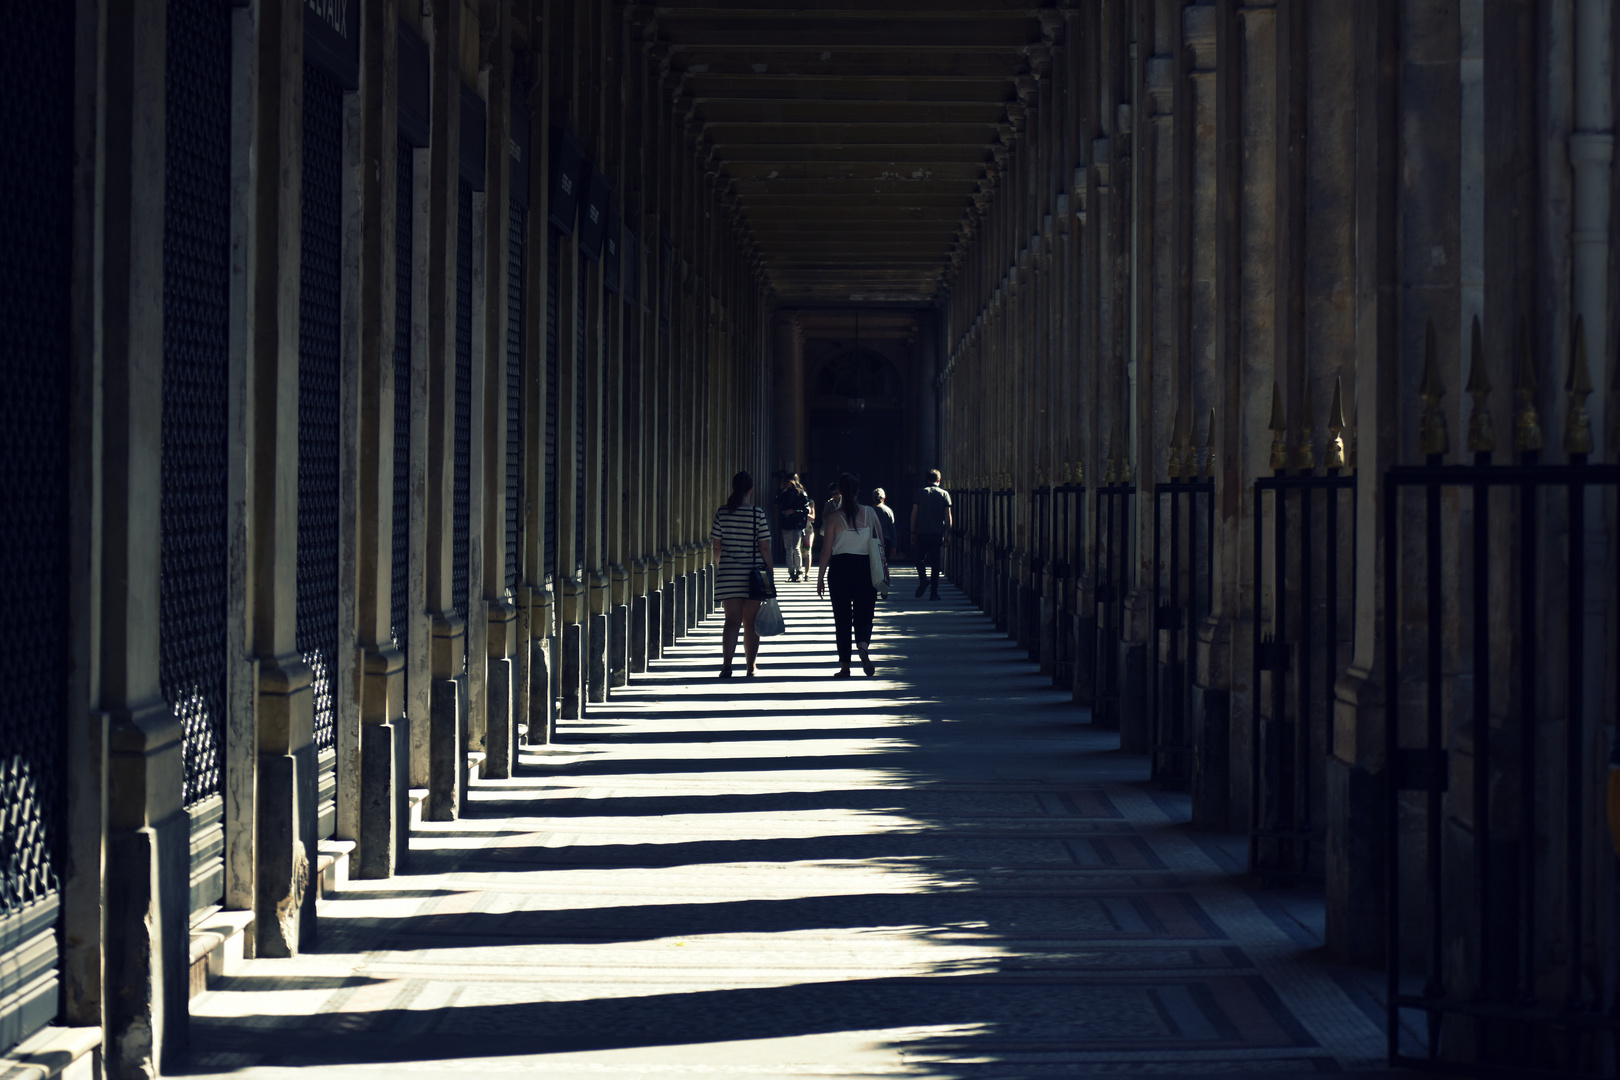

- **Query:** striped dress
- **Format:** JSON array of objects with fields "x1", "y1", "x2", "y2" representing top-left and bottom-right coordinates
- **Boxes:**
[{"x1": 711, "y1": 502, "x2": 771, "y2": 601}]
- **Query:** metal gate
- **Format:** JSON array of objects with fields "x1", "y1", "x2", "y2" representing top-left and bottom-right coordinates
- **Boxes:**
[
  {"x1": 298, "y1": 61, "x2": 343, "y2": 839},
  {"x1": 1249, "y1": 463, "x2": 1354, "y2": 879},
  {"x1": 1149, "y1": 472, "x2": 1212, "y2": 787},
  {"x1": 162, "y1": 0, "x2": 233, "y2": 913},
  {"x1": 1090, "y1": 480, "x2": 1135, "y2": 729},
  {"x1": 506, "y1": 201, "x2": 525, "y2": 593},
  {"x1": 390, "y1": 141, "x2": 413, "y2": 653},
  {"x1": 1384, "y1": 332, "x2": 1620, "y2": 1073},
  {"x1": 0, "y1": 0, "x2": 73, "y2": 1049}
]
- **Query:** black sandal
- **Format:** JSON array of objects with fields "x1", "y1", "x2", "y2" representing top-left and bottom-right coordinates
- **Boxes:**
[{"x1": 719, "y1": 667, "x2": 733, "y2": 679}]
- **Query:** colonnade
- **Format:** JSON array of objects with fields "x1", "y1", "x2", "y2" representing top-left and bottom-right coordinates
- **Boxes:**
[
  {"x1": 2, "y1": 0, "x2": 770, "y2": 1074},
  {"x1": 938, "y1": 2, "x2": 1618, "y2": 1070}
]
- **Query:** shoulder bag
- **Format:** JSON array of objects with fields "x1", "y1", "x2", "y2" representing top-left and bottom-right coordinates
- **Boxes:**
[{"x1": 748, "y1": 506, "x2": 776, "y2": 599}]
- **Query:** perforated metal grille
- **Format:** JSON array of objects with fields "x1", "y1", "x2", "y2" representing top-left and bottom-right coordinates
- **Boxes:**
[
  {"x1": 454, "y1": 184, "x2": 472, "y2": 626},
  {"x1": 162, "y1": 0, "x2": 232, "y2": 808},
  {"x1": 545, "y1": 231, "x2": 560, "y2": 582},
  {"x1": 575, "y1": 256, "x2": 587, "y2": 570},
  {"x1": 0, "y1": 0, "x2": 71, "y2": 917},
  {"x1": 391, "y1": 141, "x2": 412, "y2": 653},
  {"x1": 298, "y1": 63, "x2": 343, "y2": 753},
  {"x1": 505, "y1": 202, "x2": 524, "y2": 591}
]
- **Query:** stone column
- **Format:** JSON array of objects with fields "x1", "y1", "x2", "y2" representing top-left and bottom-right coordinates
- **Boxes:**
[
  {"x1": 425, "y1": 1, "x2": 468, "y2": 816},
  {"x1": 101, "y1": 0, "x2": 191, "y2": 1066},
  {"x1": 522, "y1": 9, "x2": 554, "y2": 746},
  {"x1": 355, "y1": 0, "x2": 408, "y2": 873},
  {"x1": 481, "y1": 22, "x2": 519, "y2": 779}
]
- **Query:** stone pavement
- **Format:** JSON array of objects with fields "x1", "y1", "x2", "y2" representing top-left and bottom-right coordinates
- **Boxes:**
[{"x1": 180, "y1": 575, "x2": 1393, "y2": 1079}]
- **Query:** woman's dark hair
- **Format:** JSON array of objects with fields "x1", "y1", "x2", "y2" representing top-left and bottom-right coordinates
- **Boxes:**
[
  {"x1": 725, "y1": 470, "x2": 753, "y2": 513},
  {"x1": 838, "y1": 472, "x2": 861, "y2": 527}
]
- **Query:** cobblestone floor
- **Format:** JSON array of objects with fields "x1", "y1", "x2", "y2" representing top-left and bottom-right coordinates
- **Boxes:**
[{"x1": 181, "y1": 575, "x2": 1393, "y2": 1078}]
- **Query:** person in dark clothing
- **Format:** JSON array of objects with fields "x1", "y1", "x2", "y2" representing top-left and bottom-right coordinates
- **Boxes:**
[
  {"x1": 774, "y1": 473, "x2": 813, "y2": 582},
  {"x1": 910, "y1": 469, "x2": 952, "y2": 599},
  {"x1": 871, "y1": 487, "x2": 897, "y2": 559}
]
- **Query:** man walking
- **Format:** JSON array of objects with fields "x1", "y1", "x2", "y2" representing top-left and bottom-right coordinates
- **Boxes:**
[
  {"x1": 911, "y1": 469, "x2": 952, "y2": 600},
  {"x1": 871, "y1": 487, "x2": 897, "y2": 560},
  {"x1": 774, "y1": 473, "x2": 813, "y2": 582}
]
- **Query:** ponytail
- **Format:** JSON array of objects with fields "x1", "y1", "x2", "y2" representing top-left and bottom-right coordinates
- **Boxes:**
[
  {"x1": 838, "y1": 472, "x2": 861, "y2": 528},
  {"x1": 725, "y1": 470, "x2": 753, "y2": 514}
]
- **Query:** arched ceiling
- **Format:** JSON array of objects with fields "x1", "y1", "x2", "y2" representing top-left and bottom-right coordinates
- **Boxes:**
[{"x1": 649, "y1": 0, "x2": 1051, "y2": 304}]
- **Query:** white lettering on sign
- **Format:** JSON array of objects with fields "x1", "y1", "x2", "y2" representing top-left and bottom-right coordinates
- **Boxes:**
[
  {"x1": 588, "y1": 206, "x2": 600, "y2": 224},
  {"x1": 560, "y1": 175, "x2": 573, "y2": 195},
  {"x1": 509, "y1": 138, "x2": 522, "y2": 161},
  {"x1": 306, "y1": 0, "x2": 348, "y2": 36}
]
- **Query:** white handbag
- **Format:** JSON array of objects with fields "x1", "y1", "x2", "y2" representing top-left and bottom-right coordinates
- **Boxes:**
[
  {"x1": 754, "y1": 597, "x2": 786, "y2": 636},
  {"x1": 868, "y1": 522, "x2": 889, "y2": 597}
]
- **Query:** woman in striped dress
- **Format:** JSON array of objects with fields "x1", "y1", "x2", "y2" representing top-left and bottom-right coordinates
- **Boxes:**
[{"x1": 711, "y1": 470, "x2": 774, "y2": 677}]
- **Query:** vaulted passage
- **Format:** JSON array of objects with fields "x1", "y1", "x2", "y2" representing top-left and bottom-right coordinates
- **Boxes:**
[{"x1": 5, "y1": 0, "x2": 1620, "y2": 1077}]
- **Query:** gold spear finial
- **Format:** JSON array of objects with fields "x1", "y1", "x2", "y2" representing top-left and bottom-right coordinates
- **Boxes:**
[
  {"x1": 1075, "y1": 457, "x2": 1085, "y2": 485},
  {"x1": 1203, "y1": 407, "x2": 1216, "y2": 477},
  {"x1": 1167, "y1": 402, "x2": 1186, "y2": 479},
  {"x1": 1515, "y1": 320, "x2": 1543, "y2": 454},
  {"x1": 1419, "y1": 320, "x2": 1449, "y2": 457},
  {"x1": 1268, "y1": 381, "x2": 1289, "y2": 472},
  {"x1": 1465, "y1": 315, "x2": 1494, "y2": 454},
  {"x1": 1565, "y1": 315, "x2": 1595, "y2": 456},
  {"x1": 1059, "y1": 460, "x2": 1070, "y2": 485},
  {"x1": 1104, "y1": 432, "x2": 1116, "y2": 484},
  {"x1": 1037, "y1": 464, "x2": 1047, "y2": 487},
  {"x1": 1326, "y1": 376, "x2": 1347, "y2": 470},
  {"x1": 1296, "y1": 380, "x2": 1317, "y2": 472}
]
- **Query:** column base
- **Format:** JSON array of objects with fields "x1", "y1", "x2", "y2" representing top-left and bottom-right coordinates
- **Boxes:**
[
  {"x1": 484, "y1": 657, "x2": 516, "y2": 779},
  {"x1": 630, "y1": 594, "x2": 649, "y2": 673},
  {"x1": 560, "y1": 622, "x2": 583, "y2": 720},
  {"x1": 610, "y1": 604, "x2": 630, "y2": 687},
  {"x1": 672, "y1": 581, "x2": 687, "y2": 640},
  {"x1": 427, "y1": 675, "x2": 465, "y2": 821},
  {"x1": 587, "y1": 613, "x2": 608, "y2": 704},
  {"x1": 528, "y1": 637, "x2": 554, "y2": 745},
  {"x1": 254, "y1": 746, "x2": 317, "y2": 955},
  {"x1": 107, "y1": 811, "x2": 190, "y2": 1074},
  {"x1": 358, "y1": 720, "x2": 408, "y2": 878}
]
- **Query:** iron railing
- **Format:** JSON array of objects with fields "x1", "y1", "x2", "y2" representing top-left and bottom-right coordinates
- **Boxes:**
[
  {"x1": 1149, "y1": 475, "x2": 1213, "y2": 787},
  {"x1": 297, "y1": 61, "x2": 344, "y2": 757},
  {"x1": 1090, "y1": 480, "x2": 1135, "y2": 729},
  {"x1": 1249, "y1": 467, "x2": 1355, "y2": 878},
  {"x1": 161, "y1": 0, "x2": 232, "y2": 808}
]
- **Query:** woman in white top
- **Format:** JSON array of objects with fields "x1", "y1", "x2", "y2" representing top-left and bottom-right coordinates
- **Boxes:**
[{"x1": 816, "y1": 472, "x2": 880, "y2": 677}]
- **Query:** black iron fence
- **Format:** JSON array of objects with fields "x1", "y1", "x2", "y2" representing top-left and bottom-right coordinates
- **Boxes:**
[
  {"x1": 1248, "y1": 468, "x2": 1355, "y2": 877},
  {"x1": 1149, "y1": 475, "x2": 1213, "y2": 787},
  {"x1": 1091, "y1": 481, "x2": 1135, "y2": 729},
  {"x1": 1053, "y1": 479, "x2": 1084, "y2": 686},
  {"x1": 1384, "y1": 451, "x2": 1619, "y2": 1073}
]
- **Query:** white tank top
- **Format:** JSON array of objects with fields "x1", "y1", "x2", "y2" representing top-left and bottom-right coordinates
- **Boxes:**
[{"x1": 830, "y1": 506, "x2": 874, "y2": 556}]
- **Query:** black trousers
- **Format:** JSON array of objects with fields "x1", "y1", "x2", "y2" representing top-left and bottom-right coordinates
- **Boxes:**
[
  {"x1": 914, "y1": 533, "x2": 943, "y2": 584},
  {"x1": 828, "y1": 553, "x2": 876, "y2": 664}
]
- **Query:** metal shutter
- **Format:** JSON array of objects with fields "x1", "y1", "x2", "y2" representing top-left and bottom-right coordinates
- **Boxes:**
[{"x1": 298, "y1": 62, "x2": 343, "y2": 838}]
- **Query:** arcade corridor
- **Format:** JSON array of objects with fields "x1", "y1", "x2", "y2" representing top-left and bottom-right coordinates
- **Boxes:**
[
  {"x1": 4, "y1": 0, "x2": 1620, "y2": 1076},
  {"x1": 179, "y1": 579, "x2": 1385, "y2": 1077}
]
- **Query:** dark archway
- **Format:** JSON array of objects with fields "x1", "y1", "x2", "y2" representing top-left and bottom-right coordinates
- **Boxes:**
[{"x1": 805, "y1": 347, "x2": 909, "y2": 511}]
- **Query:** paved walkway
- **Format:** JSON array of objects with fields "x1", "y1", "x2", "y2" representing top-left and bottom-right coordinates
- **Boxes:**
[{"x1": 183, "y1": 575, "x2": 1388, "y2": 1078}]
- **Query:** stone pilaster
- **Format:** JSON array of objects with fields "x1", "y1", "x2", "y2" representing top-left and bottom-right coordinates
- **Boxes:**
[
  {"x1": 354, "y1": 0, "x2": 408, "y2": 874},
  {"x1": 100, "y1": 1, "x2": 191, "y2": 1067}
]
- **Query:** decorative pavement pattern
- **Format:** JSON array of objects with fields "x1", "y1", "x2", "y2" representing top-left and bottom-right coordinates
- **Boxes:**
[{"x1": 181, "y1": 575, "x2": 1394, "y2": 1079}]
